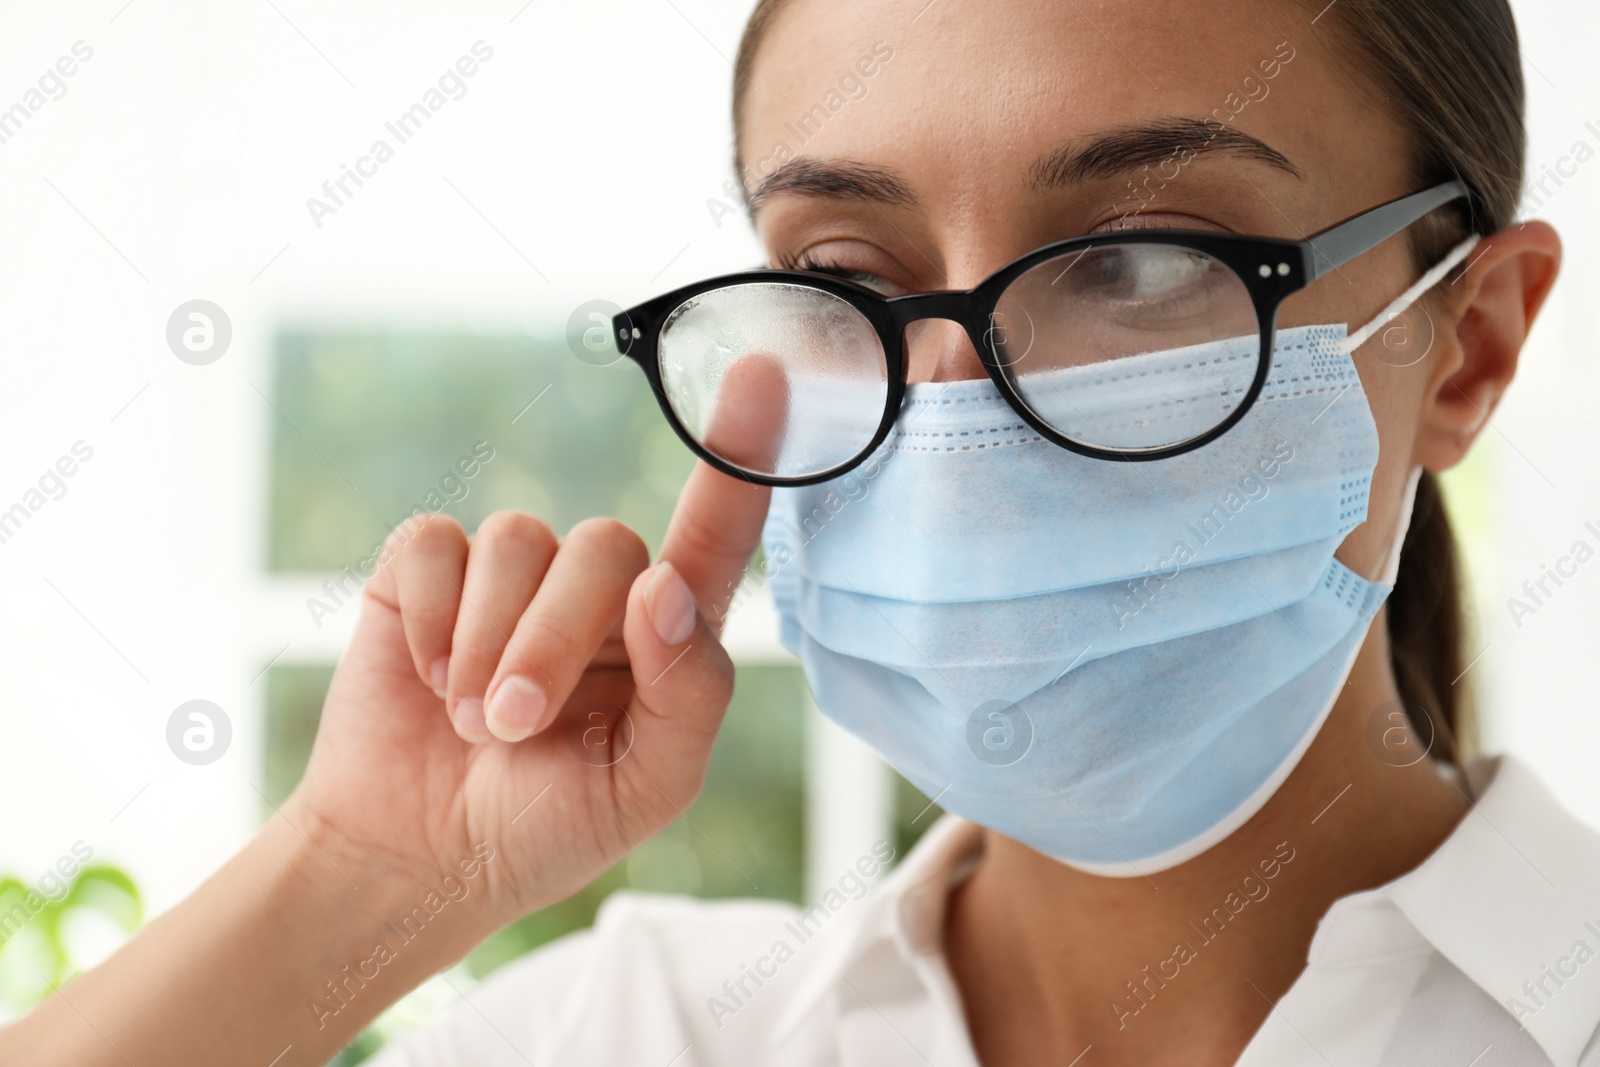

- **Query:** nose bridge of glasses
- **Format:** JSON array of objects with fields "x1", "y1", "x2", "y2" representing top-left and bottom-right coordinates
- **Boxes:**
[
  {"x1": 885, "y1": 288, "x2": 982, "y2": 332},
  {"x1": 886, "y1": 289, "x2": 993, "y2": 375},
  {"x1": 885, "y1": 290, "x2": 998, "y2": 385}
]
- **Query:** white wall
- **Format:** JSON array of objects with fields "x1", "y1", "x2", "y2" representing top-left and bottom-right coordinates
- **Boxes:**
[
  {"x1": 1474, "y1": 5, "x2": 1600, "y2": 807},
  {"x1": 0, "y1": 0, "x2": 1594, "y2": 951},
  {"x1": 0, "y1": 0, "x2": 780, "y2": 923}
]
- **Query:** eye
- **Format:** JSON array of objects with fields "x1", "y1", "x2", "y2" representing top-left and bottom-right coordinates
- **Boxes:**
[
  {"x1": 1102, "y1": 245, "x2": 1213, "y2": 298},
  {"x1": 1056, "y1": 243, "x2": 1237, "y2": 332},
  {"x1": 1088, "y1": 211, "x2": 1228, "y2": 237},
  {"x1": 782, "y1": 253, "x2": 901, "y2": 296}
]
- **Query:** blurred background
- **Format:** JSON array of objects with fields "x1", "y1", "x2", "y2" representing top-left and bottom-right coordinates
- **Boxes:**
[{"x1": 0, "y1": 0, "x2": 1596, "y2": 1060}]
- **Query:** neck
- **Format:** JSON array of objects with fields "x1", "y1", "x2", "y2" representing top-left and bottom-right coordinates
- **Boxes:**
[{"x1": 944, "y1": 611, "x2": 1473, "y2": 1067}]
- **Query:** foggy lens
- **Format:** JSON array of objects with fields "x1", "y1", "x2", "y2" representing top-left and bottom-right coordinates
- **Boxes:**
[
  {"x1": 991, "y1": 243, "x2": 1262, "y2": 452},
  {"x1": 658, "y1": 282, "x2": 888, "y2": 479}
]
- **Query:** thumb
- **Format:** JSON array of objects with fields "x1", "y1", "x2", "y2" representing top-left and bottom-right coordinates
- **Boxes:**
[{"x1": 609, "y1": 560, "x2": 735, "y2": 819}]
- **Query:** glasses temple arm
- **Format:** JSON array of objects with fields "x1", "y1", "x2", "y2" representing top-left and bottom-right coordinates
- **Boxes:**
[{"x1": 1302, "y1": 180, "x2": 1471, "y2": 282}]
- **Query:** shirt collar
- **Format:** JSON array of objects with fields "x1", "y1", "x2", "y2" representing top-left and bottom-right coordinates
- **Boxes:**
[
  {"x1": 772, "y1": 815, "x2": 985, "y2": 1043},
  {"x1": 774, "y1": 754, "x2": 1600, "y2": 1066},
  {"x1": 1312, "y1": 753, "x2": 1600, "y2": 1067}
]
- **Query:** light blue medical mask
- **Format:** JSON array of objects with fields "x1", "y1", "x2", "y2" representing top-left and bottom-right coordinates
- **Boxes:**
[{"x1": 760, "y1": 241, "x2": 1472, "y2": 875}]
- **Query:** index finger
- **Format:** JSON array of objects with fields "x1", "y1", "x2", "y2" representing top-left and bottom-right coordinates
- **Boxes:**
[{"x1": 658, "y1": 352, "x2": 789, "y2": 630}]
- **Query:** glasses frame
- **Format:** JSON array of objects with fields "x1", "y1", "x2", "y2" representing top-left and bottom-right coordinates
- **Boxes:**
[{"x1": 616, "y1": 180, "x2": 1470, "y2": 487}]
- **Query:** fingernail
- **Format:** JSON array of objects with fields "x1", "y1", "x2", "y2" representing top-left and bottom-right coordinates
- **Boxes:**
[
  {"x1": 644, "y1": 562, "x2": 696, "y2": 645},
  {"x1": 429, "y1": 657, "x2": 449, "y2": 698},
  {"x1": 453, "y1": 697, "x2": 491, "y2": 743},
  {"x1": 486, "y1": 676, "x2": 548, "y2": 741}
]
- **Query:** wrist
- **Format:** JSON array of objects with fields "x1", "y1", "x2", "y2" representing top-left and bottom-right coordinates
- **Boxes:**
[
  {"x1": 0, "y1": 795, "x2": 500, "y2": 1067},
  {"x1": 275, "y1": 791, "x2": 504, "y2": 970}
]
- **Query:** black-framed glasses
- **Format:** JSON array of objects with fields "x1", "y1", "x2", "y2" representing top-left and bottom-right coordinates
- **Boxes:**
[{"x1": 615, "y1": 180, "x2": 1469, "y2": 486}]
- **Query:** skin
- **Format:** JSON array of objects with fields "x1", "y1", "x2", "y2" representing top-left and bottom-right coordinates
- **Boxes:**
[{"x1": 0, "y1": 0, "x2": 1560, "y2": 1064}]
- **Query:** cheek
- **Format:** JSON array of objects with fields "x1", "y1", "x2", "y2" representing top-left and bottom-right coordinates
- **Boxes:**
[
  {"x1": 1275, "y1": 279, "x2": 1359, "y2": 332},
  {"x1": 1356, "y1": 348, "x2": 1429, "y2": 448}
]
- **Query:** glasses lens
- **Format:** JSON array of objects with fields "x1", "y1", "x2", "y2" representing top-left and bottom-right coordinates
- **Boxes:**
[
  {"x1": 658, "y1": 282, "x2": 888, "y2": 479},
  {"x1": 991, "y1": 243, "x2": 1261, "y2": 452}
]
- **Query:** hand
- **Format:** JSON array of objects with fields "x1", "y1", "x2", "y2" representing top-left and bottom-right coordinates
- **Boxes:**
[
  {"x1": 284, "y1": 454, "x2": 772, "y2": 934},
  {"x1": 0, "y1": 367, "x2": 787, "y2": 1067}
]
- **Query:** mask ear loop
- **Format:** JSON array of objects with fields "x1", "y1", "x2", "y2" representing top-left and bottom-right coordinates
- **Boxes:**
[
  {"x1": 1379, "y1": 465, "x2": 1423, "y2": 586},
  {"x1": 1332, "y1": 234, "x2": 1481, "y2": 356},
  {"x1": 1321, "y1": 233, "x2": 1480, "y2": 584}
]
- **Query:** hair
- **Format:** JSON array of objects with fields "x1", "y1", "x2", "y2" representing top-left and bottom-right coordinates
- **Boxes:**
[
  {"x1": 1314, "y1": 0, "x2": 1525, "y2": 764},
  {"x1": 732, "y1": 0, "x2": 1529, "y2": 764}
]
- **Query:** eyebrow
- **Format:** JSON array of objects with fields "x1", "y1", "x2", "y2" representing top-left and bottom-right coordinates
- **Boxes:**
[
  {"x1": 744, "y1": 116, "x2": 1301, "y2": 217},
  {"x1": 746, "y1": 156, "x2": 918, "y2": 214},
  {"x1": 1029, "y1": 117, "x2": 1303, "y2": 188}
]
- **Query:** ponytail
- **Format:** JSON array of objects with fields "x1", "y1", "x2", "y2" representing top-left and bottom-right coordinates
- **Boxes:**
[{"x1": 1386, "y1": 471, "x2": 1474, "y2": 763}]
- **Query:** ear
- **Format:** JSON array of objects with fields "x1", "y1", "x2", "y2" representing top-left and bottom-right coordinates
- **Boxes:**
[{"x1": 1414, "y1": 220, "x2": 1562, "y2": 471}]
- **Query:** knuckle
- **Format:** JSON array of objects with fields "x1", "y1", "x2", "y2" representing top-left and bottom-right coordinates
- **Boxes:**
[
  {"x1": 511, "y1": 615, "x2": 584, "y2": 671},
  {"x1": 567, "y1": 516, "x2": 648, "y2": 567},
  {"x1": 370, "y1": 519, "x2": 427, "y2": 589},
  {"x1": 474, "y1": 510, "x2": 556, "y2": 555},
  {"x1": 404, "y1": 512, "x2": 467, "y2": 556},
  {"x1": 380, "y1": 513, "x2": 429, "y2": 558},
  {"x1": 671, "y1": 647, "x2": 734, "y2": 712},
  {"x1": 705, "y1": 657, "x2": 735, "y2": 709},
  {"x1": 451, "y1": 629, "x2": 507, "y2": 672},
  {"x1": 378, "y1": 512, "x2": 465, "y2": 573},
  {"x1": 403, "y1": 599, "x2": 458, "y2": 636},
  {"x1": 674, "y1": 507, "x2": 748, "y2": 566}
]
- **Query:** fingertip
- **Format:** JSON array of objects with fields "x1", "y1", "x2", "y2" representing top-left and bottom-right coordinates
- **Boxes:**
[
  {"x1": 452, "y1": 696, "x2": 493, "y2": 744},
  {"x1": 429, "y1": 656, "x2": 449, "y2": 698},
  {"x1": 642, "y1": 561, "x2": 696, "y2": 646},
  {"x1": 485, "y1": 675, "x2": 550, "y2": 743}
]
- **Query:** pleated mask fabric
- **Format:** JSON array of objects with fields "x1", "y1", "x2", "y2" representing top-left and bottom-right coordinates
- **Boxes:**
[{"x1": 761, "y1": 323, "x2": 1408, "y2": 875}]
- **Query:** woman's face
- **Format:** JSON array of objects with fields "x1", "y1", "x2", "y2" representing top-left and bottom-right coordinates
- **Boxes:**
[{"x1": 738, "y1": 0, "x2": 1446, "y2": 577}]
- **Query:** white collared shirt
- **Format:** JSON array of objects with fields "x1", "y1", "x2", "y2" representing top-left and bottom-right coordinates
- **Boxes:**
[{"x1": 371, "y1": 754, "x2": 1600, "y2": 1066}]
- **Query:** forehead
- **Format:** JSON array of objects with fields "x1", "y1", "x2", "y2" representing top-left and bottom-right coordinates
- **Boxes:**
[{"x1": 738, "y1": 0, "x2": 1408, "y2": 211}]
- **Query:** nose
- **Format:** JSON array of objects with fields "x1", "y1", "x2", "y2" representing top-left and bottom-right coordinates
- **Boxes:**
[{"x1": 903, "y1": 317, "x2": 987, "y2": 384}]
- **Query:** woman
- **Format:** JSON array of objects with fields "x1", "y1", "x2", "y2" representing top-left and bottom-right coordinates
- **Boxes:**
[{"x1": 1, "y1": 0, "x2": 1573, "y2": 1063}]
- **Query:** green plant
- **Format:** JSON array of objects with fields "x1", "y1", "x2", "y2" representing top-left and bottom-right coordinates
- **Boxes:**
[{"x1": 0, "y1": 865, "x2": 142, "y2": 1015}]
